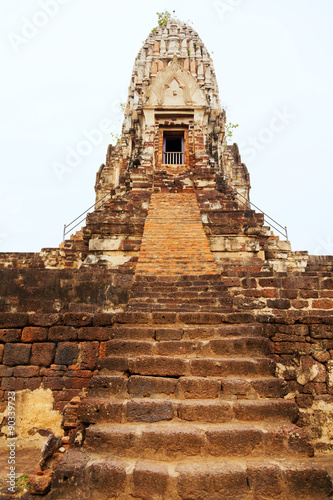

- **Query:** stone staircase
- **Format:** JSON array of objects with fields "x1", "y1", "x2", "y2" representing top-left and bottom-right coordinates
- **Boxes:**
[
  {"x1": 127, "y1": 275, "x2": 233, "y2": 313},
  {"x1": 135, "y1": 191, "x2": 217, "y2": 276},
  {"x1": 51, "y1": 311, "x2": 332, "y2": 499},
  {"x1": 50, "y1": 190, "x2": 332, "y2": 499}
]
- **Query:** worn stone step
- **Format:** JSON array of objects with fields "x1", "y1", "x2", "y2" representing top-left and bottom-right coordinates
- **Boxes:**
[
  {"x1": 51, "y1": 449, "x2": 333, "y2": 500},
  {"x1": 128, "y1": 295, "x2": 231, "y2": 304},
  {"x1": 98, "y1": 355, "x2": 276, "y2": 377},
  {"x1": 84, "y1": 421, "x2": 312, "y2": 459},
  {"x1": 103, "y1": 337, "x2": 270, "y2": 358},
  {"x1": 127, "y1": 302, "x2": 233, "y2": 310},
  {"x1": 108, "y1": 323, "x2": 263, "y2": 341},
  {"x1": 129, "y1": 291, "x2": 231, "y2": 300},
  {"x1": 78, "y1": 398, "x2": 298, "y2": 425},
  {"x1": 113, "y1": 311, "x2": 257, "y2": 325},
  {"x1": 87, "y1": 374, "x2": 286, "y2": 400}
]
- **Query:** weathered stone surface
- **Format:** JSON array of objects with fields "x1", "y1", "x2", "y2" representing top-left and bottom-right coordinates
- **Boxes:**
[
  {"x1": 22, "y1": 327, "x2": 48, "y2": 342},
  {"x1": 54, "y1": 342, "x2": 79, "y2": 365},
  {"x1": 179, "y1": 376, "x2": 221, "y2": 399},
  {"x1": 31, "y1": 343, "x2": 56, "y2": 366},
  {"x1": 0, "y1": 329, "x2": 21, "y2": 343},
  {"x1": 48, "y1": 326, "x2": 77, "y2": 341},
  {"x1": 29, "y1": 473, "x2": 52, "y2": 495},
  {"x1": 126, "y1": 400, "x2": 174, "y2": 423},
  {"x1": 88, "y1": 459, "x2": 126, "y2": 495},
  {"x1": 133, "y1": 461, "x2": 168, "y2": 499},
  {"x1": 128, "y1": 375, "x2": 177, "y2": 397},
  {"x1": 3, "y1": 343, "x2": 31, "y2": 365}
]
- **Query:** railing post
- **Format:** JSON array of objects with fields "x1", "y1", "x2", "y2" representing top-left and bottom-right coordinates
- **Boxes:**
[{"x1": 63, "y1": 224, "x2": 66, "y2": 242}]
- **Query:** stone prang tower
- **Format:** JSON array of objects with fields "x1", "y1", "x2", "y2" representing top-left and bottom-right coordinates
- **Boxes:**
[{"x1": 1, "y1": 17, "x2": 333, "y2": 500}]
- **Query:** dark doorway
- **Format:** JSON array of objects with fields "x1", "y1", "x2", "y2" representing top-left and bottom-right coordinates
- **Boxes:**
[{"x1": 163, "y1": 131, "x2": 185, "y2": 164}]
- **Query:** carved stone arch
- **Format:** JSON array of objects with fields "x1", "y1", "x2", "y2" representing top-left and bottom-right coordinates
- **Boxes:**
[{"x1": 146, "y1": 55, "x2": 206, "y2": 107}]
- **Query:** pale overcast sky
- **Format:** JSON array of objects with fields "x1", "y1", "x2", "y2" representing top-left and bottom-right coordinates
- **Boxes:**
[{"x1": 0, "y1": 0, "x2": 332, "y2": 254}]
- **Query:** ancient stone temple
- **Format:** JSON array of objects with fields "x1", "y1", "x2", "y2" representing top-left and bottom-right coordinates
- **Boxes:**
[{"x1": 1, "y1": 16, "x2": 333, "y2": 499}]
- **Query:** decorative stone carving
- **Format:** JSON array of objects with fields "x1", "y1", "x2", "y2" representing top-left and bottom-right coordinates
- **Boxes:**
[{"x1": 146, "y1": 55, "x2": 206, "y2": 107}]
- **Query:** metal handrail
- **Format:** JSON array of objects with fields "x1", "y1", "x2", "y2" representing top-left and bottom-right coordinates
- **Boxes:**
[
  {"x1": 163, "y1": 151, "x2": 184, "y2": 165},
  {"x1": 63, "y1": 191, "x2": 112, "y2": 241},
  {"x1": 234, "y1": 191, "x2": 288, "y2": 240}
]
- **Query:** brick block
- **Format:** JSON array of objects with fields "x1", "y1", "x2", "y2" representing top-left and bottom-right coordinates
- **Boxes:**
[
  {"x1": 0, "y1": 365, "x2": 13, "y2": 377},
  {"x1": 179, "y1": 377, "x2": 220, "y2": 399},
  {"x1": 31, "y1": 343, "x2": 56, "y2": 366},
  {"x1": 206, "y1": 428, "x2": 262, "y2": 456},
  {"x1": 292, "y1": 300, "x2": 309, "y2": 309},
  {"x1": 13, "y1": 366, "x2": 39, "y2": 377},
  {"x1": 78, "y1": 327, "x2": 111, "y2": 341},
  {"x1": 128, "y1": 375, "x2": 177, "y2": 397},
  {"x1": 313, "y1": 299, "x2": 333, "y2": 310},
  {"x1": 280, "y1": 289, "x2": 298, "y2": 299},
  {"x1": 29, "y1": 314, "x2": 61, "y2": 327},
  {"x1": 300, "y1": 290, "x2": 319, "y2": 299},
  {"x1": 3, "y1": 343, "x2": 31, "y2": 366},
  {"x1": 22, "y1": 327, "x2": 48, "y2": 342},
  {"x1": 151, "y1": 312, "x2": 177, "y2": 324},
  {"x1": 247, "y1": 464, "x2": 283, "y2": 498},
  {"x1": 42, "y1": 376, "x2": 64, "y2": 391},
  {"x1": 55, "y1": 343, "x2": 79, "y2": 365},
  {"x1": 78, "y1": 342, "x2": 99, "y2": 370},
  {"x1": 48, "y1": 326, "x2": 77, "y2": 341},
  {"x1": 88, "y1": 459, "x2": 126, "y2": 495},
  {"x1": 284, "y1": 465, "x2": 332, "y2": 498},
  {"x1": 1, "y1": 377, "x2": 24, "y2": 391},
  {"x1": 178, "y1": 313, "x2": 222, "y2": 324},
  {"x1": 0, "y1": 345, "x2": 3, "y2": 363},
  {"x1": 261, "y1": 289, "x2": 279, "y2": 299},
  {"x1": 311, "y1": 325, "x2": 333, "y2": 339},
  {"x1": 176, "y1": 463, "x2": 248, "y2": 499},
  {"x1": 133, "y1": 461, "x2": 168, "y2": 498},
  {"x1": 224, "y1": 313, "x2": 255, "y2": 323},
  {"x1": 63, "y1": 313, "x2": 93, "y2": 326},
  {"x1": 267, "y1": 299, "x2": 291, "y2": 310},
  {"x1": 63, "y1": 377, "x2": 90, "y2": 389},
  {"x1": 0, "y1": 313, "x2": 29, "y2": 328},
  {"x1": 128, "y1": 356, "x2": 187, "y2": 377},
  {"x1": 156, "y1": 341, "x2": 198, "y2": 357},
  {"x1": 0, "y1": 329, "x2": 21, "y2": 343},
  {"x1": 126, "y1": 400, "x2": 174, "y2": 423},
  {"x1": 178, "y1": 401, "x2": 232, "y2": 423},
  {"x1": 241, "y1": 278, "x2": 257, "y2": 288},
  {"x1": 78, "y1": 399, "x2": 122, "y2": 424},
  {"x1": 24, "y1": 377, "x2": 42, "y2": 391},
  {"x1": 321, "y1": 278, "x2": 333, "y2": 290},
  {"x1": 93, "y1": 313, "x2": 115, "y2": 326},
  {"x1": 155, "y1": 328, "x2": 183, "y2": 340}
]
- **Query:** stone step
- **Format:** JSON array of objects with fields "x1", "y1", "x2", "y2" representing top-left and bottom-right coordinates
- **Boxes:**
[
  {"x1": 113, "y1": 311, "x2": 257, "y2": 325},
  {"x1": 87, "y1": 374, "x2": 286, "y2": 400},
  {"x1": 127, "y1": 303, "x2": 233, "y2": 313},
  {"x1": 98, "y1": 355, "x2": 276, "y2": 377},
  {"x1": 84, "y1": 421, "x2": 312, "y2": 460},
  {"x1": 129, "y1": 296, "x2": 231, "y2": 304},
  {"x1": 129, "y1": 290, "x2": 231, "y2": 298},
  {"x1": 108, "y1": 323, "x2": 263, "y2": 341},
  {"x1": 78, "y1": 398, "x2": 298, "y2": 425},
  {"x1": 51, "y1": 450, "x2": 333, "y2": 500},
  {"x1": 103, "y1": 337, "x2": 270, "y2": 358},
  {"x1": 134, "y1": 274, "x2": 222, "y2": 283}
]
